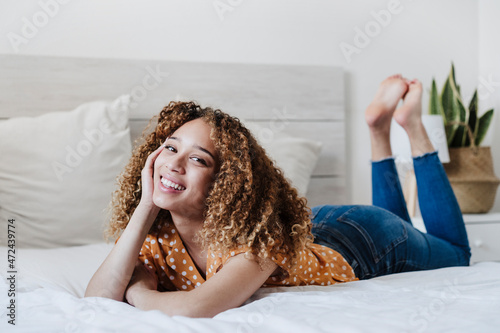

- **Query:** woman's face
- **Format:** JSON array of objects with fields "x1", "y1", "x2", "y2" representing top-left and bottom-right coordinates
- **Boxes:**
[{"x1": 152, "y1": 118, "x2": 218, "y2": 220}]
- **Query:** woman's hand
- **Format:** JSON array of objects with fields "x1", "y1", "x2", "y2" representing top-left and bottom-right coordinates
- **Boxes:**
[
  {"x1": 139, "y1": 143, "x2": 165, "y2": 211},
  {"x1": 85, "y1": 145, "x2": 165, "y2": 302},
  {"x1": 125, "y1": 259, "x2": 159, "y2": 306}
]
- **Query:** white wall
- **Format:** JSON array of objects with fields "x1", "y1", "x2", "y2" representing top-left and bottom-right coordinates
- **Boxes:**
[
  {"x1": 479, "y1": 0, "x2": 500, "y2": 212},
  {"x1": 1, "y1": 0, "x2": 495, "y2": 210}
]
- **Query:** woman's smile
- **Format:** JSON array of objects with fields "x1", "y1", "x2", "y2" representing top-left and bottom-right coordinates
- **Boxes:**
[{"x1": 160, "y1": 175, "x2": 186, "y2": 192}]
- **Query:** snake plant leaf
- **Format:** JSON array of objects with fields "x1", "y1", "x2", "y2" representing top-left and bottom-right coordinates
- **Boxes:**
[
  {"x1": 429, "y1": 79, "x2": 444, "y2": 117},
  {"x1": 441, "y1": 75, "x2": 454, "y2": 121},
  {"x1": 430, "y1": 63, "x2": 494, "y2": 148},
  {"x1": 451, "y1": 62, "x2": 457, "y2": 84},
  {"x1": 450, "y1": 97, "x2": 468, "y2": 147},
  {"x1": 450, "y1": 63, "x2": 462, "y2": 96},
  {"x1": 465, "y1": 90, "x2": 478, "y2": 146},
  {"x1": 441, "y1": 74, "x2": 460, "y2": 144},
  {"x1": 475, "y1": 109, "x2": 494, "y2": 146},
  {"x1": 448, "y1": 66, "x2": 464, "y2": 103}
]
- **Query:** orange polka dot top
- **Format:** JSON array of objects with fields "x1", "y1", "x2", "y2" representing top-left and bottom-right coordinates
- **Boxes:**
[{"x1": 121, "y1": 221, "x2": 358, "y2": 291}]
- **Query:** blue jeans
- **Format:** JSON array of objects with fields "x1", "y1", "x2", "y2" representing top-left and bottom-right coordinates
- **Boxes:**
[{"x1": 311, "y1": 151, "x2": 471, "y2": 280}]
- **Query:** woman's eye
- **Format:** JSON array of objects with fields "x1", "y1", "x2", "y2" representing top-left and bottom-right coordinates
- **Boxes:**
[
  {"x1": 192, "y1": 157, "x2": 207, "y2": 166},
  {"x1": 165, "y1": 145, "x2": 176, "y2": 152}
]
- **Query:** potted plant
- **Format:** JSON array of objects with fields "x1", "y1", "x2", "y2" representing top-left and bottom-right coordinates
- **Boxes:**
[{"x1": 429, "y1": 64, "x2": 500, "y2": 213}]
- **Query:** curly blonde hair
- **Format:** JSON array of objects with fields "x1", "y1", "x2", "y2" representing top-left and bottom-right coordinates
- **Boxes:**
[{"x1": 104, "y1": 101, "x2": 313, "y2": 269}]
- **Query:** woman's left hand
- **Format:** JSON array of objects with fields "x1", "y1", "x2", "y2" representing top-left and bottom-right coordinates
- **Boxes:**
[{"x1": 125, "y1": 259, "x2": 158, "y2": 306}]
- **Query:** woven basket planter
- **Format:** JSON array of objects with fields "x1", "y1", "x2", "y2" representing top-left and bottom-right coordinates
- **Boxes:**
[{"x1": 443, "y1": 147, "x2": 500, "y2": 213}]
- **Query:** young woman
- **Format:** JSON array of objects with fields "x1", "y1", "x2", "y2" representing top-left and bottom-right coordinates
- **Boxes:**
[{"x1": 85, "y1": 75, "x2": 470, "y2": 317}]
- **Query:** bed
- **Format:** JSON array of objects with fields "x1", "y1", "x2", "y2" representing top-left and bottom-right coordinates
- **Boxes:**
[{"x1": 0, "y1": 54, "x2": 499, "y2": 332}]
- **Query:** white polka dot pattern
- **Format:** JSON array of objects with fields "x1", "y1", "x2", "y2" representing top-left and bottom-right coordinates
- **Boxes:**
[
  {"x1": 134, "y1": 222, "x2": 206, "y2": 291},
  {"x1": 214, "y1": 242, "x2": 358, "y2": 287},
  {"x1": 118, "y1": 221, "x2": 358, "y2": 291}
]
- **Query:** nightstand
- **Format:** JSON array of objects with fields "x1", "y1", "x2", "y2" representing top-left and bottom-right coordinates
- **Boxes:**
[
  {"x1": 463, "y1": 213, "x2": 500, "y2": 263},
  {"x1": 412, "y1": 213, "x2": 500, "y2": 263}
]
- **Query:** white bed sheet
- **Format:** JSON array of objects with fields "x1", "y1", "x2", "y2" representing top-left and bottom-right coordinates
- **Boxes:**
[{"x1": 1, "y1": 244, "x2": 499, "y2": 333}]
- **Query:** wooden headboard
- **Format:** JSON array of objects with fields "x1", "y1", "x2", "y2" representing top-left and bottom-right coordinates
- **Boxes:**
[{"x1": 0, "y1": 54, "x2": 346, "y2": 207}]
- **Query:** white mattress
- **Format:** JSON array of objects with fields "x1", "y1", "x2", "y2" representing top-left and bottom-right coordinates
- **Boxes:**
[{"x1": 1, "y1": 243, "x2": 499, "y2": 333}]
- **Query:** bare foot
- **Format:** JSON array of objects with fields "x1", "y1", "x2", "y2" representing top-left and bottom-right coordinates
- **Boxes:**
[
  {"x1": 366, "y1": 74, "x2": 408, "y2": 161},
  {"x1": 393, "y1": 79, "x2": 435, "y2": 156},
  {"x1": 393, "y1": 79, "x2": 423, "y2": 131},
  {"x1": 365, "y1": 74, "x2": 409, "y2": 132}
]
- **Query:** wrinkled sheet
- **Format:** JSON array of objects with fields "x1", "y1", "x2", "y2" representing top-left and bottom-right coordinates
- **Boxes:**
[{"x1": 1, "y1": 245, "x2": 499, "y2": 332}]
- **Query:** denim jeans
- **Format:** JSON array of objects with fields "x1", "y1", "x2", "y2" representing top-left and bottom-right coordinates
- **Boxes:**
[{"x1": 311, "y1": 151, "x2": 471, "y2": 280}]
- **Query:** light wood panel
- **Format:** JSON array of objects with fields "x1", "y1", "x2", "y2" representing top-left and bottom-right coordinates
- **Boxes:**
[{"x1": 0, "y1": 54, "x2": 343, "y2": 121}]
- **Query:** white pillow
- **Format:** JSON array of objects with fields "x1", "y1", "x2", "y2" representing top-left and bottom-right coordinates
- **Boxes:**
[
  {"x1": 0, "y1": 243, "x2": 114, "y2": 298},
  {"x1": 0, "y1": 96, "x2": 132, "y2": 248},
  {"x1": 244, "y1": 122, "x2": 322, "y2": 197}
]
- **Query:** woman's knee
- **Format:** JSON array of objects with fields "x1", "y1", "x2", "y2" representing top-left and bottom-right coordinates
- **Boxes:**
[{"x1": 457, "y1": 245, "x2": 471, "y2": 266}]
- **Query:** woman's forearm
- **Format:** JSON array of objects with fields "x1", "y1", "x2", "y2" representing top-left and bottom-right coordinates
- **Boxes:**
[
  {"x1": 128, "y1": 254, "x2": 277, "y2": 318},
  {"x1": 131, "y1": 289, "x2": 207, "y2": 317},
  {"x1": 84, "y1": 204, "x2": 160, "y2": 300}
]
